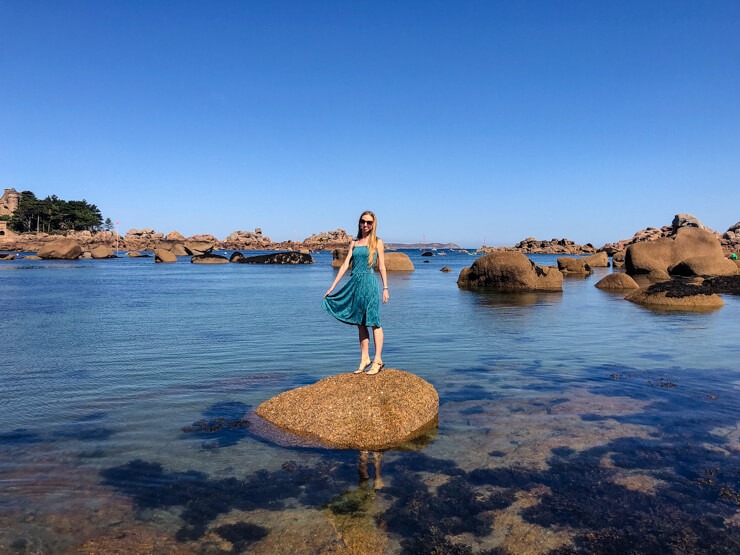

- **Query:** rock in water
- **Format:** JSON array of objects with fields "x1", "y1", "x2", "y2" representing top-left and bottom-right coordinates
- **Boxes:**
[
  {"x1": 256, "y1": 369, "x2": 438, "y2": 450},
  {"x1": 457, "y1": 251, "x2": 563, "y2": 291},
  {"x1": 36, "y1": 239, "x2": 83, "y2": 260},
  {"x1": 230, "y1": 251, "x2": 314, "y2": 264}
]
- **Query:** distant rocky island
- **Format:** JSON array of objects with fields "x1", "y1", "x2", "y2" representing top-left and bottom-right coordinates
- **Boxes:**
[
  {"x1": 386, "y1": 242, "x2": 460, "y2": 250},
  {"x1": 0, "y1": 214, "x2": 738, "y2": 259}
]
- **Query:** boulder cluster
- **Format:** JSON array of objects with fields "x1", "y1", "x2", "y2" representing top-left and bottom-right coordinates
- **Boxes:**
[{"x1": 303, "y1": 229, "x2": 353, "y2": 251}]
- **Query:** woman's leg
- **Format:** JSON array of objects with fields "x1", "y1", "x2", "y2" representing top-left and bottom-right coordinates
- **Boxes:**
[
  {"x1": 372, "y1": 326, "x2": 384, "y2": 362},
  {"x1": 358, "y1": 325, "x2": 371, "y2": 364}
]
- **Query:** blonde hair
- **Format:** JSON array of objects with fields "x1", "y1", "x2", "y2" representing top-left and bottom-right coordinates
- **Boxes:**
[{"x1": 356, "y1": 210, "x2": 378, "y2": 267}]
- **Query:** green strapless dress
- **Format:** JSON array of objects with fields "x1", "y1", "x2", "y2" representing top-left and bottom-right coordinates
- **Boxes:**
[{"x1": 323, "y1": 245, "x2": 381, "y2": 327}]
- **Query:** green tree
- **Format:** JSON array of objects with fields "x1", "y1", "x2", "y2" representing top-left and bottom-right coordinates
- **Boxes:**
[{"x1": 9, "y1": 191, "x2": 104, "y2": 233}]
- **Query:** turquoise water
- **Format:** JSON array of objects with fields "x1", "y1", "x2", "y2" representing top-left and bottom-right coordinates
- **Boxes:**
[{"x1": 1, "y1": 250, "x2": 739, "y2": 554}]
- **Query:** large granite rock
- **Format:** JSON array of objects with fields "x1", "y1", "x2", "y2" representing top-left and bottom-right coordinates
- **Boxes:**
[
  {"x1": 669, "y1": 256, "x2": 737, "y2": 277},
  {"x1": 36, "y1": 239, "x2": 83, "y2": 260},
  {"x1": 303, "y1": 229, "x2": 352, "y2": 251},
  {"x1": 154, "y1": 248, "x2": 177, "y2": 263},
  {"x1": 184, "y1": 240, "x2": 215, "y2": 256},
  {"x1": 625, "y1": 227, "x2": 728, "y2": 277},
  {"x1": 90, "y1": 246, "x2": 117, "y2": 259},
  {"x1": 256, "y1": 369, "x2": 438, "y2": 450},
  {"x1": 557, "y1": 257, "x2": 593, "y2": 275},
  {"x1": 583, "y1": 251, "x2": 610, "y2": 268},
  {"x1": 624, "y1": 280, "x2": 724, "y2": 311},
  {"x1": 595, "y1": 273, "x2": 640, "y2": 290},
  {"x1": 230, "y1": 251, "x2": 314, "y2": 264},
  {"x1": 331, "y1": 249, "x2": 414, "y2": 271},
  {"x1": 457, "y1": 251, "x2": 563, "y2": 291}
]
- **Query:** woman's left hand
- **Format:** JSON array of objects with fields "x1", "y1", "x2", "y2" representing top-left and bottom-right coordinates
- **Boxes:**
[{"x1": 382, "y1": 289, "x2": 389, "y2": 303}]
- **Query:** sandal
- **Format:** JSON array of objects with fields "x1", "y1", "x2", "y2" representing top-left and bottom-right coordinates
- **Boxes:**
[
  {"x1": 366, "y1": 361, "x2": 384, "y2": 375},
  {"x1": 354, "y1": 359, "x2": 372, "y2": 374}
]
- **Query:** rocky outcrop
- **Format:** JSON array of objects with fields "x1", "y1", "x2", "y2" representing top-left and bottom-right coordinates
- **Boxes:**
[
  {"x1": 37, "y1": 239, "x2": 83, "y2": 260},
  {"x1": 154, "y1": 248, "x2": 177, "y2": 263},
  {"x1": 330, "y1": 249, "x2": 414, "y2": 271},
  {"x1": 164, "y1": 231, "x2": 186, "y2": 241},
  {"x1": 721, "y1": 222, "x2": 740, "y2": 255},
  {"x1": 583, "y1": 251, "x2": 610, "y2": 268},
  {"x1": 595, "y1": 273, "x2": 640, "y2": 290},
  {"x1": 557, "y1": 257, "x2": 593, "y2": 275},
  {"x1": 90, "y1": 246, "x2": 117, "y2": 259},
  {"x1": 184, "y1": 240, "x2": 215, "y2": 256},
  {"x1": 0, "y1": 253, "x2": 15, "y2": 261},
  {"x1": 669, "y1": 256, "x2": 737, "y2": 277},
  {"x1": 625, "y1": 227, "x2": 731, "y2": 277},
  {"x1": 303, "y1": 229, "x2": 352, "y2": 251},
  {"x1": 191, "y1": 253, "x2": 229, "y2": 264},
  {"x1": 230, "y1": 251, "x2": 314, "y2": 264},
  {"x1": 256, "y1": 369, "x2": 438, "y2": 450},
  {"x1": 220, "y1": 229, "x2": 272, "y2": 250},
  {"x1": 457, "y1": 251, "x2": 563, "y2": 291},
  {"x1": 483, "y1": 238, "x2": 596, "y2": 255},
  {"x1": 127, "y1": 251, "x2": 148, "y2": 257},
  {"x1": 625, "y1": 280, "x2": 724, "y2": 311}
]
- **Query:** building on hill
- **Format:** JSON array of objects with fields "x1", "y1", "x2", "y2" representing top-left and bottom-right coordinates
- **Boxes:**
[
  {"x1": 1, "y1": 188, "x2": 20, "y2": 237},
  {"x1": 1, "y1": 188, "x2": 20, "y2": 217}
]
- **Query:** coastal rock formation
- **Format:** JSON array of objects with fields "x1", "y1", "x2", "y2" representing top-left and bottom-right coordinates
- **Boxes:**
[
  {"x1": 154, "y1": 248, "x2": 177, "y2": 263},
  {"x1": 90, "y1": 246, "x2": 117, "y2": 259},
  {"x1": 483, "y1": 238, "x2": 596, "y2": 255},
  {"x1": 37, "y1": 239, "x2": 83, "y2": 260},
  {"x1": 595, "y1": 273, "x2": 640, "y2": 290},
  {"x1": 0, "y1": 253, "x2": 15, "y2": 261},
  {"x1": 669, "y1": 256, "x2": 737, "y2": 277},
  {"x1": 127, "y1": 251, "x2": 148, "y2": 257},
  {"x1": 457, "y1": 251, "x2": 563, "y2": 291},
  {"x1": 583, "y1": 251, "x2": 610, "y2": 267},
  {"x1": 625, "y1": 280, "x2": 724, "y2": 311},
  {"x1": 230, "y1": 251, "x2": 314, "y2": 264},
  {"x1": 191, "y1": 253, "x2": 229, "y2": 264},
  {"x1": 721, "y1": 222, "x2": 740, "y2": 254},
  {"x1": 164, "y1": 231, "x2": 186, "y2": 241},
  {"x1": 184, "y1": 240, "x2": 215, "y2": 256},
  {"x1": 625, "y1": 227, "x2": 730, "y2": 277},
  {"x1": 330, "y1": 248, "x2": 414, "y2": 271},
  {"x1": 303, "y1": 229, "x2": 352, "y2": 251},
  {"x1": 557, "y1": 257, "x2": 593, "y2": 275},
  {"x1": 220, "y1": 229, "x2": 271, "y2": 250},
  {"x1": 256, "y1": 369, "x2": 439, "y2": 450}
]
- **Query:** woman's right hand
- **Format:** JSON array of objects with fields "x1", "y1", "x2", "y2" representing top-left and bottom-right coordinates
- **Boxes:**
[{"x1": 324, "y1": 287, "x2": 334, "y2": 297}]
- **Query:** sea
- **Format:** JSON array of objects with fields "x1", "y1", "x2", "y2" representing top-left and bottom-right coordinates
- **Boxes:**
[{"x1": 1, "y1": 249, "x2": 739, "y2": 554}]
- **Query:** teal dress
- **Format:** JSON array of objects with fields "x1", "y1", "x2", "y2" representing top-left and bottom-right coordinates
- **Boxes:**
[{"x1": 323, "y1": 245, "x2": 381, "y2": 327}]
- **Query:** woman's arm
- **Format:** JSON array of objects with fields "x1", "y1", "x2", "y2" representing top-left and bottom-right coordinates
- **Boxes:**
[
  {"x1": 324, "y1": 242, "x2": 354, "y2": 297},
  {"x1": 377, "y1": 239, "x2": 389, "y2": 303}
]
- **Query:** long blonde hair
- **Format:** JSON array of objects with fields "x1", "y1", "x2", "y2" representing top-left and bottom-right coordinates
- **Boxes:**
[{"x1": 356, "y1": 210, "x2": 378, "y2": 267}]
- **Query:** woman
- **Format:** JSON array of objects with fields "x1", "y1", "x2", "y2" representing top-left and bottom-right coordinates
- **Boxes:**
[{"x1": 323, "y1": 210, "x2": 389, "y2": 375}]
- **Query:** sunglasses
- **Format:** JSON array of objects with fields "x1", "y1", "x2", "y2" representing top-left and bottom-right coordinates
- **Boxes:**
[{"x1": 359, "y1": 220, "x2": 374, "y2": 226}]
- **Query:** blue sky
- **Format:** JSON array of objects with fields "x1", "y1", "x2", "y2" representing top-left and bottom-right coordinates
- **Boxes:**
[{"x1": 2, "y1": 1, "x2": 739, "y2": 247}]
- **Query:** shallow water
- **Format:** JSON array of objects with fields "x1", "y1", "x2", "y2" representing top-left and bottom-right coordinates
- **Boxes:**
[{"x1": 1, "y1": 250, "x2": 739, "y2": 554}]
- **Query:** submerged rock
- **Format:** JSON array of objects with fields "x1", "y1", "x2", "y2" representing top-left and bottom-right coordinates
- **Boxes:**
[
  {"x1": 256, "y1": 369, "x2": 439, "y2": 450},
  {"x1": 230, "y1": 251, "x2": 314, "y2": 264},
  {"x1": 457, "y1": 251, "x2": 563, "y2": 291},
  {"x1": 191, "y1": 253, "x2": 229, "y2": 264}
]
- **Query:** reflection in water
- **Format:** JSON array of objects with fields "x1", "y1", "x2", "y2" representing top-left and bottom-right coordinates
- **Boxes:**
[
  {"x1": 462, "y1": 288, "x2": 563, "y2": 308},
  {"x1": 358, "y1": 450, "x2": 384, "y2": 490}
]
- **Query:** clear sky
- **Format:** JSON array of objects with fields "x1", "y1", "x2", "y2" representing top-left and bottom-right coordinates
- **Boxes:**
[{"x1": 2, "y1": 1, "x2": 739, "y2": 248}]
